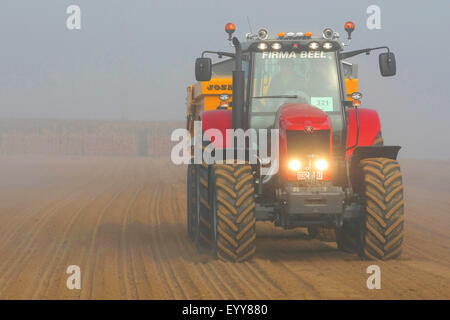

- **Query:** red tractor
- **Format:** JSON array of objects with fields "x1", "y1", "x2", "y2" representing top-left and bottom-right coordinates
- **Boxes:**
[{"x1": 186, "y1": 22, "x2": 404, "y2": 262}]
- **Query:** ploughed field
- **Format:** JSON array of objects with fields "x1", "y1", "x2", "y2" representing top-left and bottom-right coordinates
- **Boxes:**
[{"x1": 0, "y1": 156, "x2": 448, "y2": 299}]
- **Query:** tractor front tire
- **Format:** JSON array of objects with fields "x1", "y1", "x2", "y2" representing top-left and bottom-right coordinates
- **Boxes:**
[
  {"x1": 197, "y1": 161, "x2": 256, "y2": 262},
  {"x1": 338, "y1": 157, "x2": 404, "y2": 260},
  {"x1": 359, "y1": 157, "x2": 404, "y2": 260}
]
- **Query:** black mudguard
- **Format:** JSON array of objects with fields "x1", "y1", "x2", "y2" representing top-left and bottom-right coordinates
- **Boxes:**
[{"x1": 349, "y1": 145, "x2": 401, "y2": 193}]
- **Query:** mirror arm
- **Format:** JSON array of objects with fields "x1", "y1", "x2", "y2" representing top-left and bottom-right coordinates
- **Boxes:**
[
  {"x1": 340, "y1": 46, "x2": 390, "y2": 60},
  {"x1": 201, "y1": 50, "x2": 235, "y2": 58}
]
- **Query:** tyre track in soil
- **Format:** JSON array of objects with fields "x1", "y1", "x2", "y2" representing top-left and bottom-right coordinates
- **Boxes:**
[
  {"x1": 0, "y1": 156, "x2": 105, "y2": 228},
  {"x1": 168, "y1": 180, "x2": 284, "y2": 300},
  {"x1": 0, "y1": 165, "x2": 100, "y2": 248},
  {"x1": 145, "y1": 184, "x2": 183, "y2": 299},
  {"x1": 151, "y1": 182, "x2": 192, "y2": 299},
  {"x1": 130, "y1": 183, "x2": 173, "y2": 299},
  {"x1": 119, "y1": 188, "x2": 143, "y2": 299},
  {"x1": 153, "y1": 185, "x2": 197, "y2": 299},
  {"x1": 109, "y1": 159, "x2": 193, "y2": 299},
  {"x1": 123, "y1": 181, "x2": 158, "y2": 299},
  {"x1": 0, "y1": 157, "x2": 449, "y2": 299},
  {"x1": 141, "y1": 167, "x2": 214, "y2": 299},
  {"x1": 56, "y1": 158, "x2": 134, "y2": 300},
  {"x1": 163, "y1": 162, "x2": 282, "y2": 299},
  {"x1": 159, "y1": 189, "x2": 228, "y2": 299},
  {"x1": 26, "y1": 162, "x2": 125, "y2": 299},
  {"x1": 0, "y1": 159, "x2": 123, "y2": 299},
  {"x1": 147, "y1": 163, "x2": 238, "y2": 299},
  {"x1": 161, "y1": 183, "x2": 235, "y2": 299},
  {"x1": 0, "y1": 157, "x2": 111, "y2": 244},
  {"x1": 80, "y1": 159, "x2": 139, "y2": 299},
  {"x1": 155, "y1": 161, "x2": 232, "y2": 299},
  {"x1": 0, "y1": 165, "x2": 108, "y2": 297}
]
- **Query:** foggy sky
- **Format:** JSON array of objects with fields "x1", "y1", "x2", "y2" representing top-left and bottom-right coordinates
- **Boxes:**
[{"x1": 0, "y1": 0, "x2": 449, "y2": 159}]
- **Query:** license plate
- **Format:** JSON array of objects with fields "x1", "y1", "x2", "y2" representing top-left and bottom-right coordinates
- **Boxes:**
[{"x1": 297, "y1": 171, "x2": 323, "y2": 180}]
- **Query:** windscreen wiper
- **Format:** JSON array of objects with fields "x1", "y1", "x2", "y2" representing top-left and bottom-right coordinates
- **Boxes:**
[{"x1": 252, "y1": 95, "x2": 298, "y2": 99}]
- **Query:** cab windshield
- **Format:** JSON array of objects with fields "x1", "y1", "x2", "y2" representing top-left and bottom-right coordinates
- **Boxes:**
[{"x1": 250, "y1": 51, "x2": 342, "y2": 129}]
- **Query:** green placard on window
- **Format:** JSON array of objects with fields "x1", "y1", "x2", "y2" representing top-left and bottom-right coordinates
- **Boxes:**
[{"x1": 310, "y1": 97, "x2": 333, "y2": 112}]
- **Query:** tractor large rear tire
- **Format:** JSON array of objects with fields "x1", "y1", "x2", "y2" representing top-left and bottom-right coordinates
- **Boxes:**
[
  {"x1": 197, "y1": 161, "x2": 256, "y2": 262},
  {"x1": 338, "y1": 157, "x2": 405, "y2": 260},
  {"x1": 197, "y1": 162, "x2": 213, "y2": 248},
  {"x1": 186, "y1": 163, "x2": 196, "y2": 239}
]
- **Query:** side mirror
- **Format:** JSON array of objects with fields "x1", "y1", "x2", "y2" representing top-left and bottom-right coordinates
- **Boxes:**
[
  {"x1": 379, "y1": 52, "x2": 396, "y2": 77},
  {"x1": 195, "y1": 57, "x2": 212, "y2": 81},
  {"x1": 342, "y1": 61, "x2": 358, "y2": 79}
]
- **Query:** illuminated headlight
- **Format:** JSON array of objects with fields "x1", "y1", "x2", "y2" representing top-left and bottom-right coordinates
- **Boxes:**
[
  {"x1": 257, "y1": 42, "x2": 268, "y2": 50},
  {"x1": 219, "y1": 94, "x2": 230, "y2": 101},
  {"x1": 271, "y1": 42, "x2": 282, "y2": 50},
  {"x1": 322, "y1": 42, "x2": 333, "y2": 50},
  {"x1": 308, "y1": 42, "x2": 320, "y2": 50},
  {"x1": 288, "y1": 160, "x2": 302, "y2": 172},
  {"x1": 315, "y1": 159, "x2": 328, "y2": 171}
]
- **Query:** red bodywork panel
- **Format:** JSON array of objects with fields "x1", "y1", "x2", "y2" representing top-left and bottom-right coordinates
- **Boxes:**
[
  {"x1": 278, "y1": 103, "x2": 331, "y2": 131},
  {"x1": 278, "y1": 104, "x2": 333, "y2": 181},
  {"x1": 346, "y1": 108, "x2": 381, "y2": 159},
  {"x1": 200, "y1": 106, "x2": 382, "y2": 183},
  {"x1": 201, "y1": 109, "x2": 232, "y2": 149}
]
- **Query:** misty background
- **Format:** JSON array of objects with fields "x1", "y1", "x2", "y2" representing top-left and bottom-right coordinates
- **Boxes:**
[{"x1": 0, "y1": 0, "x2": 449, "y2": 159}]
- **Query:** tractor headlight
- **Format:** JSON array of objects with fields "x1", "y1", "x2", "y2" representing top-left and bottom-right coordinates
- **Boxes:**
[
  {"x1": 257, "y1": 42, "x2": 268, "y2": 50},
  {"x1": 271, "y1": 42, "x2": 282, "y2": 50},
  {"x1": 288, "y1": 159, "x2": 302, "y2": 172},
  {"x1": 322, "y1": 42, "x2": 333, "y2": 50},
  {"x1": 315, "y1": 159, "x2": 328, "y2": 171},
  {"x1": 308, "y1": 42, "x2": 320, "y2": 50}
]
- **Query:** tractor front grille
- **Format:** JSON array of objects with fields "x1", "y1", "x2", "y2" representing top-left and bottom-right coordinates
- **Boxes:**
[{"x1": 286, "y1": 129, "x2": 330, "y2": 160}]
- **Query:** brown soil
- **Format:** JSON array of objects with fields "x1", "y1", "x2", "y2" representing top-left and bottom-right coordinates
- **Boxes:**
[{"x1": 0, "y1": 156, "x2": 448, "y2": 299}]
